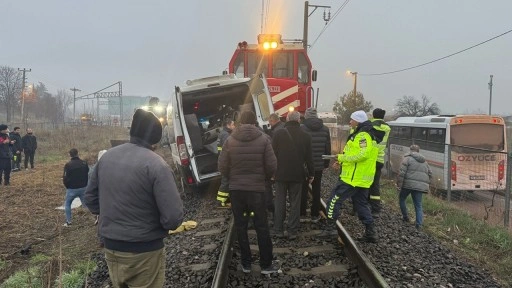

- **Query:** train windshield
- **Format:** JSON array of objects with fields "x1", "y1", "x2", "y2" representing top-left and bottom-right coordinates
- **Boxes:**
[{"x1": 450, "y1": 124, "x2": 505, "y2": 152}]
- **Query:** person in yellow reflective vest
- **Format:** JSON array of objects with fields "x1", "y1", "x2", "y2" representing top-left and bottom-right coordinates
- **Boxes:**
[
  {"x1": 369, "y1": 108, "x2": 390, "y2": 217},
  {"x1": 216, "y1": 118, "x2": 236, "y2": 206},
  {"x1": 318, "y1": 110, "x2": 379, "y2": 242}
]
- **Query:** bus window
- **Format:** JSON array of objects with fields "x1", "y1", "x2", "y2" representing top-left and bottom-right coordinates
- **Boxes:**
[
  {"x1": 247, "y1": 53, "x2": 268, "y2": 76},
  {"x1": 233, "y1": 52, "x2": 245, "y2": 78},
  {"x1": 412, "y1": 127, "x2": 427, "y2": 148},
  {"x1": 272, "y1": 52, "x2": 294, "y2": 78},
  {"x1": 427, "y1": 128, "x2": 445, "y2": 152},
  {"x1": 450, "y1": 124, "x2": 504, "y2": 152},
  {"x1": 297, "y1": 52, "x2": 310, "y2": 84}
]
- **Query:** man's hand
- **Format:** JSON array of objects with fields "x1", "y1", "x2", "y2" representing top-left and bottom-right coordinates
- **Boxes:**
[
  {"x1": 308, "y1": 177, "x2": 314, "y2": 184},
  {"x1": 3, "y1": 139, "x2": 9, "y2": 144},
  {"x1": 331, "y1": 162, "x2": 340, "y2": 169}
]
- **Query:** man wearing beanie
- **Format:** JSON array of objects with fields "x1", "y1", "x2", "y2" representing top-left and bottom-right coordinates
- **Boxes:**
[
  {"x1": 300, "y1": 108, "x2": 331, "y2": 223},
  {"x1": 0, "y1": 124, "x2": 13, "y2": 185},
  {"x1": 272, "y1": 111, "x2": 314, "y2": 240},
  {"x1": 319, "y1": 110, "x2": 379, "y2": 242},
  {"x1": 218, "y1": 110, "x2": 279, "y2": 274},
  {"x1": 85, "y1": 109, "x2": 184, "y2": 287},
  {"x1": 369, "y1": 108, "x2": 390, "y2": 217}
]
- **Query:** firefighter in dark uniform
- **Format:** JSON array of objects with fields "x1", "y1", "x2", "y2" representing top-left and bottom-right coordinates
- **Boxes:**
[{"x1": 216, "y1": 118, "x2": 235, "y2": 206}]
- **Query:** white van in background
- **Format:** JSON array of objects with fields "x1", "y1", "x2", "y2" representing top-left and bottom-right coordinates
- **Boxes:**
[{"x1": 166, "y1": 74, "x2": 275, "y2": 192}]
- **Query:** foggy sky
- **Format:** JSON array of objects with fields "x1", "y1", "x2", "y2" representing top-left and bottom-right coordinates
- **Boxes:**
[{"x1": 1, "y1": 0, "x2": 511, "y2": 115}]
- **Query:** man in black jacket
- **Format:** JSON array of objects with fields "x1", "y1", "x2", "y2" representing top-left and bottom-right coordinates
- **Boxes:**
[
  {"x1": 62, "y1": 148, "x2": 89, "y2": 226},
  {"x1": 272, "y1": 111, "x2": 314, "y2": 240},
  {"x1": 9, "y1": 127, "x2": 22, "y2": 171},
  {"x1": 0, "y1": 124, "x2": 13, "y2": 185},
  {"x1": 300, "y1": 108, "x2": 331, "y2": 223},
  {"x1": 21, "y1": 128, "x2": 37, "y2": 170}
]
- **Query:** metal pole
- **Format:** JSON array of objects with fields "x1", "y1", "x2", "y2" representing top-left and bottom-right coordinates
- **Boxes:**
[
  {"x1": 70, "y1": 87, "x2": 81, "y2": 121},
  {"x1": 446, "y1": 144, "x2": 452, "y2": 202},
  {"x1": 488, "y1": 75, "x2": 493, "y2": 115},
  {"x1": 18, "y1": 68, "x2": 31, "y2": 127},
  {"x1": 352, "y1": 72, "x2": 358, "y2": 97},
  {"x1": 303, "y1": 1, "x2": 309, "y2": 52},
  {"x1": 504, "y1": 152, "x2": 511, "y2": 228}
]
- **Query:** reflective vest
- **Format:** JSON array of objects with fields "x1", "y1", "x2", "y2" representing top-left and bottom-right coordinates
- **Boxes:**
[
  {"x1": 338, "y1": 130, "x2": 378, "y2": 188},
  {"x1": 371, "y1": 119, "x2": 390, "y2": 164}
]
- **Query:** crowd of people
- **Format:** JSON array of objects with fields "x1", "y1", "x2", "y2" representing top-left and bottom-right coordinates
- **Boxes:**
[
  {"x1": 3, "y1": 105, "x2": 434, "y2": 286},
  {"x1": 0, "y1": 125, "x2": 38, "y2": 186},
  {"x1": 214, "y1": 107, "x2": 433, "y2": 275}
]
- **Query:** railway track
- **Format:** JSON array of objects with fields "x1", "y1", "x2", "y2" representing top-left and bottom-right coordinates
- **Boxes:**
[{"x1": 210, "y1": 194, "x2": 389, "y2": 288}]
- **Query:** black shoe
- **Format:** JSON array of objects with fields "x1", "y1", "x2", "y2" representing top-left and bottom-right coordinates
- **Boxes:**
[
  {"x1": 358, "y1": 223, "x2": 378, "y2": 243},
  {"x1": 261, "y1": 261, "x2": 280, "y2": 275},
  {"x1": 317, "y1": 219, "x2": 338, "y2": 238},
  {"x1": 241, "y1": 264, "x2": 251, "y2": 273}
]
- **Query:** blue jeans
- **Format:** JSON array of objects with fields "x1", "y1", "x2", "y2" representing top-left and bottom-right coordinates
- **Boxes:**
[
  {"x1": 399, "y1": 188, "x2": 424, "y2": 227},
  {"x1": 65, "y1": 187, "x2": 86, "y2": 223}
]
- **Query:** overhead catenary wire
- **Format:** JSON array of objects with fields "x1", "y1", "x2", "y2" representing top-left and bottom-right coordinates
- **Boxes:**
[
  {"x1": 359, "y1": 28, "x2": 512, "y2": 76},
  {"x1": 309, "y1": 0, "x2": 351, "y2": 50}
]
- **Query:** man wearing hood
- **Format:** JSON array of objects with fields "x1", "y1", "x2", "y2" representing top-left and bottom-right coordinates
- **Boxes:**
[
  {"x1": 300, "y1": 108, "x2": 331, "y2": 223},
  {"x1": 85, "y1": 109, "x2": 184, "y2": 287},
  {"x1": 397, "y1": 145, "x2": 432, "y2": 229},
  {"x1": 319, "y1": 110, "x2": 379, "y2": 242},
  {"x1": 218, "y1": 110, "x2": 279, "y2": 275}
]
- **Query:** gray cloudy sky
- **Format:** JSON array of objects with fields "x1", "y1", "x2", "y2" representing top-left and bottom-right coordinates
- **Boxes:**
[{"x1": 1, "y1": 0, "x2": 511, "y2": 115}]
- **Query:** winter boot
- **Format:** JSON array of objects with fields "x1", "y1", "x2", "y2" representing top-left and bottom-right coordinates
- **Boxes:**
[
  {"x1": 317, "y1": 219, "x2": 338, "y2": 238},
  {"x1": 358, "y1": 223, "x2": 378, "y2": 243}
]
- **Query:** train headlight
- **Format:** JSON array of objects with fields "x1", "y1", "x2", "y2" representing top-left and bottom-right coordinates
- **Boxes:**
[
  {"x1": 270, "y1": 41, "x2": 278, "y2": 49},
  {"x1": 258, "y1": 34, "x2": 282, "y2": 50},
  {"x1": 288, "y1": 106, "x2": 295, "y2": 112},
  {"x1": 263, "y1": 42, "x2": 271, "y2": 50}
]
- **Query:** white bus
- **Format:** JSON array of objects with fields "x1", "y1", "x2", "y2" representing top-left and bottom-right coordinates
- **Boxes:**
[
  {"x1": 318, "y1": 111, "x2": 338, "y2": 137},
  {"x1": 387, "y1": 115, "x2": 507, "y2": 192}
]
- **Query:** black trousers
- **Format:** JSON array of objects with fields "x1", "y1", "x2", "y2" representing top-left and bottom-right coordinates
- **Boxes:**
[
  {"x1": 0, "y1": 158, "x2": 11, "y2": 184},
  {"x1": 300, "y1": 170, "x2": 323, "y2": 217},
  {"x1": 24, "y1": 150, "x2": 35, "y2": 169},
  {"x1": 230, "y1": 190, "x2": 273, "y2": 268},
  {"x1": 368, "y1": 162, "x2": 384, "y2": 213}
]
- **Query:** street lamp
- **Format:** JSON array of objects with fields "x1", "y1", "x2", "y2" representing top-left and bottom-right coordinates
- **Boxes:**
[{"x1": 347, "y1": 71, "x2": 358, "y2": 97}]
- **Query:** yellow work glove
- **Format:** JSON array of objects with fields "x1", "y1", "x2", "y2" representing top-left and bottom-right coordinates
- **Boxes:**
[{"x1": 169, "y1": 220, "x2": 198, "y2": 234}]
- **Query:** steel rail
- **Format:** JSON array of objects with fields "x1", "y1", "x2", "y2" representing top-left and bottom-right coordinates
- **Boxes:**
[
  {"x1": 210, "y1": 217, "x2": 235, "y2": 288},
  {"x1": 320, "y1": 198, "x2": 390, "y2": 288}
]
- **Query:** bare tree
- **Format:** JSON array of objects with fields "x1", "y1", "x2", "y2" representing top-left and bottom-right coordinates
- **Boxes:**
[
  {"x1": 0, "y1": 66, "x2": 22, "y2": 122},
  {"x1": 395, "y1": 94, "x2": 440, "y2": 117},
  {"x1": 56, "y1": 89, "x2": 73, "y2": 122},
  {"x1": 333, "y1": 90, "x2": 373, "y2": 124}
]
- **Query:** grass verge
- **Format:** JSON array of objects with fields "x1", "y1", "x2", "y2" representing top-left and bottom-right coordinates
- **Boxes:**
[{"x1": 381, "y1": 179, "x2": 512, "y2": 286}]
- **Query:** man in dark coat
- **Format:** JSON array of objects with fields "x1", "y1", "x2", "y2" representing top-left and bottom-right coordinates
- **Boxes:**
[
  {"x1": 0, "y1": 124, "x2": 13, "y2": 185},
  {"x1": 85, "y1": 109, "x2": 184, "y2": 287},
  {"x1": 300, "y1": 108, "x2": 331, "y2": 223},
  {"x1": 62, "y1": 148, "x2": 89, "y2": 226},
  {"x1": 9, "y1": 127, "x2": 22, "y2": 171},
  {"x1": 218, "y1": 110, "x2": 279, "y2": 275},
  {"x1": 268, "y1": 113, "x2": 285, "y2": 138},
  {"x1": 272, "y1": 111, "x2": 314, "y2": 240},
  {"x1": 21, "y1": 128, "x2": 37, "y2": 170}
]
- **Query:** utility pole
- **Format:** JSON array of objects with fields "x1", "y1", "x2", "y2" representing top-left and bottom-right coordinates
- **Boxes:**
[
  {"x1": 351, "y1": 71, "x2": 358, "y2": 97},
  {"x1": 18, "y1": 68, "x2": 31, "y2": 126},
  {"x1": 302, "y1": 1, "x2": 331, "y2": 53},
  {"x1": 70, "y1": 87, "x2": 81, "y2": 121},
  {"x1": 488, "y1": 75, "x2": 493, "y2": 115}
]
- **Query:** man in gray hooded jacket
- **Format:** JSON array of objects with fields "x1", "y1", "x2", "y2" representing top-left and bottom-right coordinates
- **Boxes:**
[
  {"x1": 85, "y1": 109, "x2": 184, "y2": 287},
  {"x1": 397, "y1": 144, "x2": 432, "y2": 229}
]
